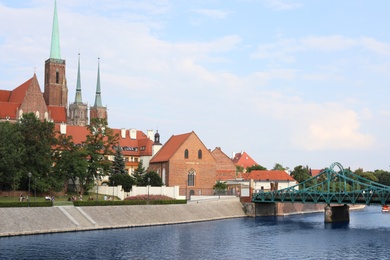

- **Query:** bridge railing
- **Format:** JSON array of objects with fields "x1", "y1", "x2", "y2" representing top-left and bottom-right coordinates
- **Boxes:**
[{"x1": 252, "y1": 162, "x2": 390, "y2": 205}]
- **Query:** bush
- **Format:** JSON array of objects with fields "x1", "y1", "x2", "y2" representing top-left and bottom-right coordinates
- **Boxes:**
[{"x1": 0, "y1": 201, "x2": 53, "y2": 207}]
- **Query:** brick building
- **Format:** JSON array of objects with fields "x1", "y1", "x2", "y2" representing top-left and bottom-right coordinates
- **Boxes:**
[
  {"x1": 0, "y1": 1, "x2": 106, "y2": 126},
  {"x1": 148, "y1": 131, "x2": 236, "y2": 197},
  {"x1": 232, "y1": 151, "x2": 259, "y2": 173}
]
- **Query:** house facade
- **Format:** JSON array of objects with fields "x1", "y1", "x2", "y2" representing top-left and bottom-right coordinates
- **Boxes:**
[{"x1": 149, "y1": 131, "x2": 221, "y2": 197}]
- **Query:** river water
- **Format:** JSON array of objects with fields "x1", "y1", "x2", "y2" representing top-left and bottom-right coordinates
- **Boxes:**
[{"x1": 1, "y1": 205, "x2": 389, "y2": 260}]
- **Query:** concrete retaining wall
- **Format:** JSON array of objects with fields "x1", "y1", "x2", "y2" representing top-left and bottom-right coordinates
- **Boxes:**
[{"x1": 0, "y1": 198, "x2": 246, "y2": 237}]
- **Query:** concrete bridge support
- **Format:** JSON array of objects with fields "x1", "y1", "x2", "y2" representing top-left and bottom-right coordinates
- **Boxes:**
[
  {"x1": 255, "y1": 202, "x2": 277, "y2": 216},
  {"x1": 324, "y1": 204, "x2": 350, "y2": 223}
]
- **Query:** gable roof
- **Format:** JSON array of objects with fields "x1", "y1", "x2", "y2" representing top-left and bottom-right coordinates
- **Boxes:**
[
  {"x1": 232, "y1": 151, "x2": 258, "y2": 169},
  {"x1": 150, "y1": 132, "x2": 192, "y2": 163},
  {"x1": 48, "y1": 106, "x2": 67, "y2": 123},
  {"x1": 244, "y1": 170, "x2": 296, "y2": 182}
]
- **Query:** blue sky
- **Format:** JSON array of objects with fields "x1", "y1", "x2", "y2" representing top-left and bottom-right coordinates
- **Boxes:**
[{"x1": 1, "y1": 0, "x2": 390, "y2": 171}]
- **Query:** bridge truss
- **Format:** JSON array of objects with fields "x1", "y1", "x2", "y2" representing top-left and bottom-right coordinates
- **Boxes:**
[{"x1": 252, "y1": 162, "x2": 390, "y2": 205}]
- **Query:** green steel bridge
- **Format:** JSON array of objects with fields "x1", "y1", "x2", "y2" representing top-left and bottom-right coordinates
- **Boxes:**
[{"x1": 252, "y1": 162, "x2": 390, "y2": 205}]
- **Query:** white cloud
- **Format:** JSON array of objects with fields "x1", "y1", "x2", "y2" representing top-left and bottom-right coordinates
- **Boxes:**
[
  {"x1": 265, "y1": 0, "x2": 303, "y2": 10},
  {"x1": 193, "y1": 9, "x2": 231, "y2": 19}
]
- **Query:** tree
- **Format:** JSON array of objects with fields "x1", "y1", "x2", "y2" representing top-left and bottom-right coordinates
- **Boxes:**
[
  {"x1": 141, "y1": 171, "x2": 163, "y2": 186},
  {"x1": 53, "y1": 134, "x2": 89, "y2": 193},
  {"x1": 133, "y1": 160, "x2": 146, "y2": 185},
  {"x1": 111, "y1": 145, "x2": 126, "y2": 175},
  {"x1": 272, "y1": 163, "x2": 287, "y2": 171},
  {"x1": 374, "y1": 170, "x2": 390, "y2": 186},
  {"x1": 246, "y1": 165, "x2": 267, "y2": 173},
  {"x1": 18, "y1": 113, "x2": 61, "y2": 192},
  {"x1": 83, "y1": 118, "x2": 119, "y2": 190},
  {"x1": 109, "y1": 174, "x2": 135, "y2": 192},
  {"x1": 213, "y1": 181, "x2": 227, "y2": 195},
  {"x1": 0, "y1": 122, "x2": 25, "y2": 190},
  {"x1": 290, "y1": 165, "x2": 311, "y2": 184}
]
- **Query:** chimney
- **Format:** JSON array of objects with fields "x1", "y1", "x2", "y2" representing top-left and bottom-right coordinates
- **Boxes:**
[
  {"x1": 147, "y1": 130, "x2": 154, "y2": 140},
  {"x1": 121, "y1": 128, "x2": 126, "y2": 139},
  {"x1": 129, "y1": 128, "x2": 137, "y2": 139},
  {"x1": 60, "y1": 123, "x2": 67, "y2": 134}
]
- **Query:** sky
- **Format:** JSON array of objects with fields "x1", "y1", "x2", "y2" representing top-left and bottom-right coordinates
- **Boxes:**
[{"x1": 0, "y1": 0, "x2": 390, "y2": 172}]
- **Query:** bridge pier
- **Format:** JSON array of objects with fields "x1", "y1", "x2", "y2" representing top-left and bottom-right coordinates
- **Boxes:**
[{"x1": 324, "y1": 204, "x2": 350, "y2": 223}]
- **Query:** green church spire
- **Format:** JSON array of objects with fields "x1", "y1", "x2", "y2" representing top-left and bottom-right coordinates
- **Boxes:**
[
  {"x1": 50, "y1": 0, "x2": 61, "y2": 59},
  {"x1": 74, "y1": 53, "x2": 83, "y2": 103},
  {"x1": 94, "y1": 58, "x2": 103, "y2": 107}
]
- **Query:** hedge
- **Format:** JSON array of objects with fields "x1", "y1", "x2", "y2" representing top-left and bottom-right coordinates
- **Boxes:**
[
  {"x1": 73, "y1": 199, "x2": 187, "y2": 207},
  {"x1": 0, "y1": 201, "x2": 53, "y2": 208}
]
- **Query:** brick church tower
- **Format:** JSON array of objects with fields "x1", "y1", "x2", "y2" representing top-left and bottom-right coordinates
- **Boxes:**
[
  {"x1": 68, "y1": 54, "x2": 88, "y2": 126},
  {"x1": 43, "y1": 0, "x2": 68, "y2": 108},
  {"x1": 89, "y1": 58, "x2": 108, "y2": 122}
]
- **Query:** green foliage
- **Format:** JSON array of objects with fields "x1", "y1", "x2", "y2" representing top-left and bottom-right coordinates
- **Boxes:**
[
  {"x1": 0, "y1": 201, "x2": 53, "y2": 207},
  {"x1": 246, "y1": 165, "x2": 267, "y2": 172},
  {"x1": 109, "y1": 174, "x2": 135, "y2": 192},
  {"x1": 213, "y1": 181, "x2": 227, "y2": 191},
  {"x1": 84, "y1": 118, "x2": 119, "y2": 190},
  {"x1": 18, "y1": 113, "x2": 62, "y2": 192},
  {"x1": 133, "y1": 160, "x2": 146, "y2": 185},
  {"x1": 0, "y1": 122, "x2": 25, "y2": 190},
  {"x1": 111, "y1": 145, "x2": 126, "y2": 175},
  {"x1": 236, "y1": 165, "x2": 244, "y2": 173},
  {"x1": 272, "y1": 163, "x2": 287, "y2": 171},
  {"x1": 375, "y1": 170, "x2": 390, "y2": 186},
  {"x1": 290, "y1": 165, "x2": 311, "y2": 184},
  {"x1": 53, "y1": 134, "x2": 89, "y2": 193},
  {"x1": 139, "y1": 171, "x2": 163, "y2": 186}
]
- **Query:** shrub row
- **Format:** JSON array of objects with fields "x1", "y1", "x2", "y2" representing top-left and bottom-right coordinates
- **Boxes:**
[
  {"x1": 0, "y1": 201, "x2": 53, "y2": 208},
  {"x1": 73, "y1": 199, "x2": 187, "y2": 207}
]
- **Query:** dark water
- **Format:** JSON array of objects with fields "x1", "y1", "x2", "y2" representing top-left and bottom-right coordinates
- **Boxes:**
[{"x1": 1, "y1": 206, "x2": 389, "y2": 260}]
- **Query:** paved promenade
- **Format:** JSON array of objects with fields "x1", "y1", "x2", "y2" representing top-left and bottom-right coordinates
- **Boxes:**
[{"x1": 0, "y1": 198, "x2": 246, "y2": 237}]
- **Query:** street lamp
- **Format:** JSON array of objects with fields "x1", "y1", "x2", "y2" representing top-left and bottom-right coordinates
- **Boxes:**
[
  {"x1": 112, "y1": 180, "x2": 115, "y2": 201},
  {"x1": 148, "y1": 177, "x2": 150, "y2": 202},
  {"x1": 28, "y1": 172, "x2": 32, "y2": 207}
]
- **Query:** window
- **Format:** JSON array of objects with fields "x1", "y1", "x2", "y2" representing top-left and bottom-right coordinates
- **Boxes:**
[
  {"x1": 188, "y1": 169, "x2": 195, "y2": 186},
  {"x1": 198, "y1": 149, "x2": 202, "y2": 159},
  {"x1": 56, "y1": 70, "x2": 59, "y2": 84},
  {"x1": 184, "y1": 149, "x2": 189, "y2": 159}
]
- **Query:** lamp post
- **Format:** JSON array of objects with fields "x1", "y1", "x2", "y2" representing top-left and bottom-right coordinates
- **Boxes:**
[
  {"x1": 148, "y1": 177, "x2": 150, "y2": 202},
  {"x1": 112, "y1": 180, "x2": 115, "y2": 201},
  {"x1": 28, "y1": 172, "x2": 32, "y2": 207},
  {"x1": 34, "y1": 177, "x2": 36, "y2": 202},
  {"x1": 96, "y1": 170, "x2": 100, "y2": 201}
]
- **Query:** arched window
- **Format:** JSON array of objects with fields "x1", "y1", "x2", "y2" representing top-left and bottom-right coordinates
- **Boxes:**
[
  {"x1": 188, "y1": 169, "x2": 195, "y2": 186},
  {"x1": 198, "y1": 149, "x2": 202, "y2": 159},
  {"x1": 56, "y1": 70, "x2": 59, "y2": 84},
  {"x1": 184, "y1": 149, "x2": 189, "y2": 159}
]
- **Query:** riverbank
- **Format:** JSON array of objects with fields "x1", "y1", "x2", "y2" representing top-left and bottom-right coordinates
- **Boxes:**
[{"x1": 0, "y1": 198, "x2": 246, "y2": 237}]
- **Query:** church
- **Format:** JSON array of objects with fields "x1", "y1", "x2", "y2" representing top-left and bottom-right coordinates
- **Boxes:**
[{"x1": 0, "y1": 1, "x2": 106, "y2": 126}]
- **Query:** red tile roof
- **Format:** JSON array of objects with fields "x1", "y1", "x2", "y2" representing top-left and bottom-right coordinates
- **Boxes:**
[
  {"x1": 0, "y1": 102, "x2": 19, "y2": 119},
  {"x1": 48, "y1": 106, "x2": 67, "y2": 123},
  {"x1": 150, "y1": 132, "x2": 192, "y2": 163},
  {"x1": 310, "y1": 169, "x2": 322, "y2": 176},
  {"x1": 232, "y1": 151, "x2": 258, "y2": 168},
  {"x1": 244, "y1": 170, "x2": 295, "y2": 181},
  {"x1": 9, "y1": 77, "x2": 33, "y2": 103},
  {"x1": 0, "y1": 90, "x2": 11, "y2": 102},
  {"x1": 54, "y1": 125, "x2": 153, "y2": 156}
]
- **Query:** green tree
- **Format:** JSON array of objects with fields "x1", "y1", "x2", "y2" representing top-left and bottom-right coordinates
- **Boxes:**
[
  {"x1": 290, "y1": 165, "x2": 311, "y2": 184},
  {"x1": 374, "y1": 170, "x2": 390, "y2": 186},
  {"x1": 111, "y1": 145, "x2": 126, "y2": 175},
  {"x1": 53, "y1": 134, "x2": 89, "y2": 193},
  {"x1": 83, "y1": 118, "x2": 119, "y2": 189},
  {"x1": 213, "y1": 181, "x2": 227, "y2": 195},
  {"x1": 18, "y1": 113, "x2": 61, "y2": 192},
  {"x1": 0, "y1": 122, "x2": 25, "y2": 190},
  {"x1": 246, "y1": 165, "x2": 267, "y2": 173},
  {"x1": 109, "y1": 174, "x2": 135, "y2": 192},
  {"x1": 141, "y1": 171, "x2": 163, "y2": 186},
  {"x1": 272, "y1": 163, "x2": 287, "y2": 171},
  {"x1": 133, "y1": 160, "x2": 146, "y2": 185}
]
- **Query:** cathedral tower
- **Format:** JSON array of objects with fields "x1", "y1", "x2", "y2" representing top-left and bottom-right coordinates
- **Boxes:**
[
  {"x1": 43, "y1": 0, "x2": 68, "y2": 108},
  {"x1": 68, "y1": 54, "x2": 88, "y2": 126},
  {"x1": 89, "y1": 58, "x2": 108, "y2": 122}
]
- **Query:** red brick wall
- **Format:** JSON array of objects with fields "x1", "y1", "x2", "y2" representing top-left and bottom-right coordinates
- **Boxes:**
[
  {"x1": 19, "y1": 76, "x2": 49, "y2": 121},
  {"x1": 212, "y1": 147, "x2": 236, "y2": 181},
  {"x1": 44, "y1": 58, "x2": 67, "y2": 107}
]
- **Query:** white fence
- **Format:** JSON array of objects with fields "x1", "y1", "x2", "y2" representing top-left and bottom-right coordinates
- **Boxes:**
[{"x1": 93, "y1": 185, "x2": 186, "y2": 200}]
